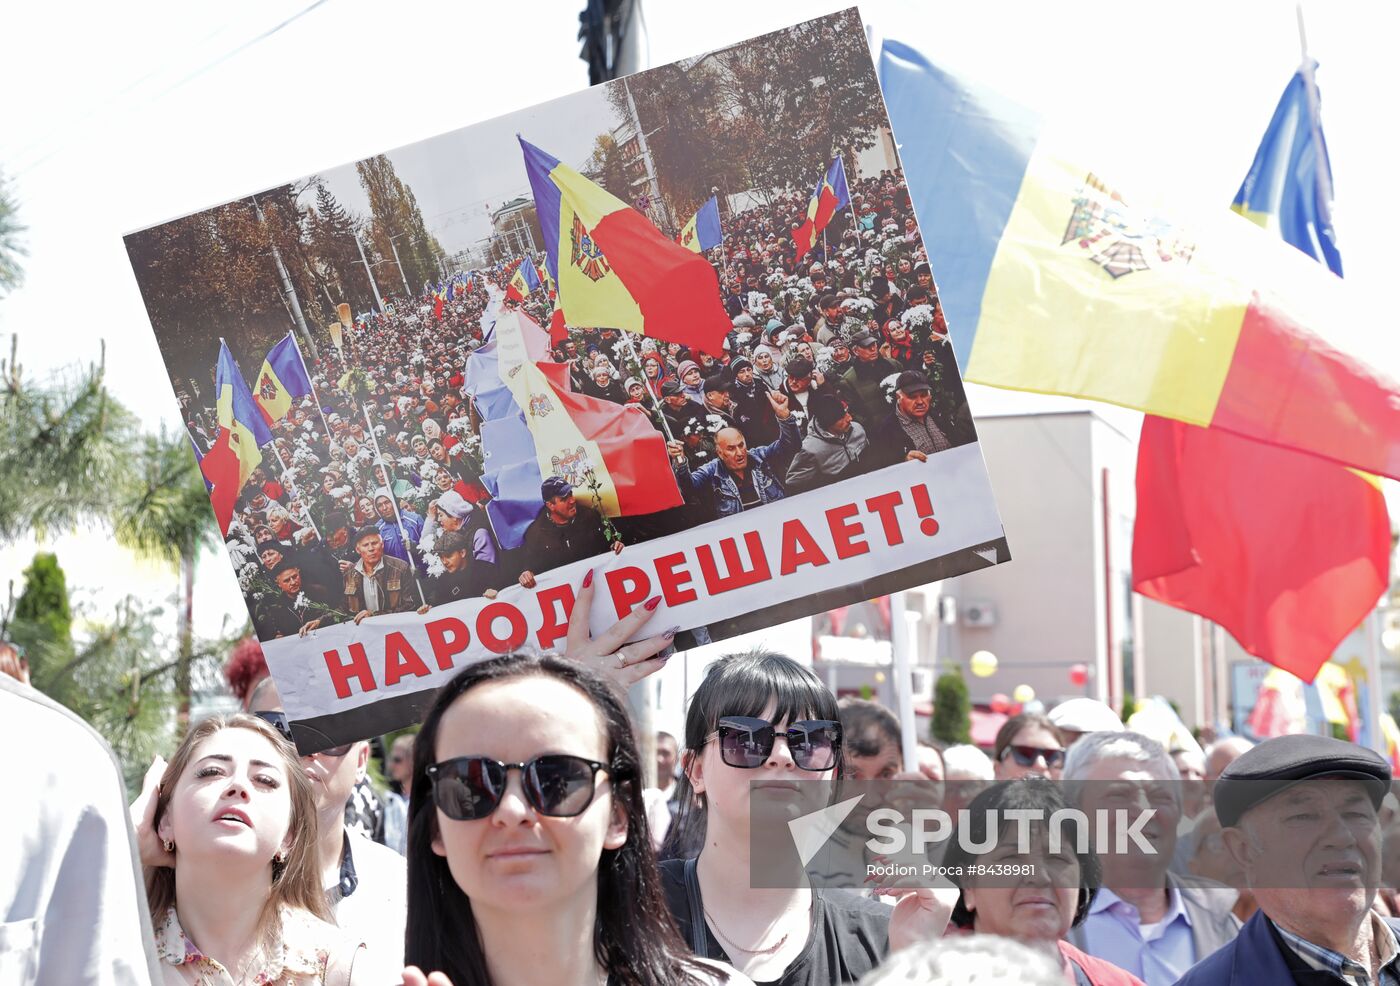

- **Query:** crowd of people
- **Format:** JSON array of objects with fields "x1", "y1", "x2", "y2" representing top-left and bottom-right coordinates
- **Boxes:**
[
  {"x1": 9, "y1": 606, "x2": 1400, "y2": 986},
  {"x1": 54, "y1": 170, "x2": 1392, "y2": 985},
  {"x1": 180, "y1": 168, "x2": 976, "y2": 645}
]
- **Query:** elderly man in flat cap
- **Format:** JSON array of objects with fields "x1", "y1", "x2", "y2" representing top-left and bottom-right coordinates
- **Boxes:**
[{"x1": 1174, "y1": 733, "x2": 1399, "y2": 986}]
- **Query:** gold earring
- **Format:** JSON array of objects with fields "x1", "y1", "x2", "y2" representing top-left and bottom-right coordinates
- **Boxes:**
[{"x1": 163, "y1": 839, "x2": 175, "y2": 853}]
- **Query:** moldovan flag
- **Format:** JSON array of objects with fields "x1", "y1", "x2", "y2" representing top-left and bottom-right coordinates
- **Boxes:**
[
  {"x1": 876, "y1": 40, "x2": 1400, "y2": 480},
  {"x1": 253, "y1": 333, "x2": 314, "y2": 426},
  {"x1": 494, "y1": 307, "x2": 682, "y2": 519},
  {"x1": 679, "y1": 196, "x2": 723, "y2": 253},
  {"x1": 1132, "y1": 63, "x2": 1389, "y2": 683},
  {"x1": 202, "y1": 341, "x2": 273, "y2": 535},
  {"x1": 792, "y1": 157, "x2": 850, "y2": 255},
  {"x1": 506, "y1": 257, "x2": 542, "y2": 301},
  {"x1": 520, "y1": 136, "x2": 729, "y2": 356}
]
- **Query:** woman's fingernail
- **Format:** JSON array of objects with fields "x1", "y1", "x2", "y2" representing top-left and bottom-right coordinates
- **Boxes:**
[
  {"x1": 582, "y1": 569, "x2": 593, "y2": 588},
  {"x1": 644, "y1": 596, "x2": 661, "y2": 611}
]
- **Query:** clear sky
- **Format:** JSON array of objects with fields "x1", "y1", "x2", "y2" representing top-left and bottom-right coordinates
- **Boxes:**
[{"x1": 1, "y1": 0, "x2": 1394, "y2": 640}]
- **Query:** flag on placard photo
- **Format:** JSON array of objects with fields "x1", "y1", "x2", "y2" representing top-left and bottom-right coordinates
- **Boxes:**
[
  {"x1": 505, "y1": 256, "x2": 542, "y2": 301},
  {"x1": 253, "y1": 333, "x2": 314, "y2": 426},
  {"x1": 679, "y1": 196, "x2": 723, "y2": 253},
  {"x1": 520, "y1": 135, "x2": 730, "y2": 355},
  {"x1": 202, "y1": 341, "x2": 273, "y2": 534},
  {"x1": 792, "y1": 157, "x2": 850, "y2": 255}
]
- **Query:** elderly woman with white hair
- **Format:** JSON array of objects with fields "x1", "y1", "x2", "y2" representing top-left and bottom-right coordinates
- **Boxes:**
[
  {"x1": 1061, "y1": 731, "x2": 1239, "y2": 986},
  {"x1": 420, "y1": 489, "x2": 501, "y2": 595}
]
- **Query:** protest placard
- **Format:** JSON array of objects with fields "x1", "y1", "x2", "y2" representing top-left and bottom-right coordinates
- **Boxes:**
[{"x1": 123, "y1": 8, "x2": 1009, "y2": 751}]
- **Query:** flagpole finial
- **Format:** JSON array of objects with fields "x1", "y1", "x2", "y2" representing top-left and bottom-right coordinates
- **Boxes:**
[{"x1": 1296, "y1": 2, "x2": 1310, "y2": 65}]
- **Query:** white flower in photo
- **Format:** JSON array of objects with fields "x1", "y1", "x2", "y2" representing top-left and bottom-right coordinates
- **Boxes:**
[
  {"x1": 425, "y1": 552, "x2": 445, "y2": 578},
  {"x1": 880, "y1": 372, "x2": 903, "y2": 404},
  {"x1": 329, "y1": 485, "x2": 352, "y2": 499},
  {"x1": 294, "y1": 592, "x2": 309, "y2": 612},
  {"x1": 841, "y1": 296, "x2": 875, "y2": 316},
  {"x1": 902, "y1": 304, "x2": 934, "y2": 328}
]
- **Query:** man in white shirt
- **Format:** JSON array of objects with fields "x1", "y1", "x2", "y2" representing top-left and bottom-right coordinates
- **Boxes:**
[
  {"x1": 249, "y1": 681, "x2": 406, "y2": 979},
  {"x1": 0, "y1": 663, "x2": 161, "y2": 985}
]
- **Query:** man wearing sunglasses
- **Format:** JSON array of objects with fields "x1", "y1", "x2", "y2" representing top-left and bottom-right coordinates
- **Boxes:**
[{"x1": 249, "y1": 681, "x2": 406, "y2": 979}]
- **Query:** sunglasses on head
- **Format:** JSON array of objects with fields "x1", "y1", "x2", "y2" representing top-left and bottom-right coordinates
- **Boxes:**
[
  {"x1": 710, "y1": 716, "x2": 842, "y2": 771},
  {"x1": 1001, "y1": 745, "x2": 1065, "y2": 769},
  {"x1": 427, "y1": 754, "x2": 612, "y2": 821},
  {"x1": 252, "y1": 711, "x2": 353, "y2": 758}
]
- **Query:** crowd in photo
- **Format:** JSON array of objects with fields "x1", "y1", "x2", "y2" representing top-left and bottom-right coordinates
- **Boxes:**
[{"x1": 182, "y1": 168, "x2": 977, "y2": 644}]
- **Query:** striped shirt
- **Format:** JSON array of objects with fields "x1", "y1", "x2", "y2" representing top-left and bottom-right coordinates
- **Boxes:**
[{"x1": 1273, "y1": 912, "x2": 1400, "y2": 986}]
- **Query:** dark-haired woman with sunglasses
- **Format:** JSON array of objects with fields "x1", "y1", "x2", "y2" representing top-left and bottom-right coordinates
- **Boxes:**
[
  {"x1": 992, "y1": 712, "x2": 1066, "y2": 781},
  {"x1": 658, "y1": 652, "x2": 953, "y2": 985},
  {"x1": 401, "y1": 647, "x2": 751, "y2": 986}
]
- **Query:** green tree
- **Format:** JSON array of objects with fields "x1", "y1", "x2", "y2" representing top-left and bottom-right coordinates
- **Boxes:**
[
  {"x1": 357, "y1": 155, "x2": 443, "y2": 300},
  {"x1": 307, "y1": 180, "x2": 373, "y2": 324},
  {"x1": 0, "y1": 169, "x2": 26, "y2": 296},
  {"x1": 0, "y1": 341, "x2": 140, "y2": 541},
  {"x1": 614, "y1": 9, "x2": 883, "y2": 214},
  {"x1": 112, "y1": 429, "x2": 220, "y2": 737},
  {"x1": 584, "y1": 134, "x2": 632, "y2": 200},
  {"x1": 8, "y1": 552, "x2": 74, "y2": 690},
  {"x1": 123, "y1": 197, "x2": 295, "y2": 387},
  {"x1": 931, "y1": 668, "x2": 972, "y2": 745}
]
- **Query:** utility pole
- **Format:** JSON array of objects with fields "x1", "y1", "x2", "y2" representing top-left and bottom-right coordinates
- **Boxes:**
[
  {"x1": 388, "y1": 233, "x2": 415, "y2": 300},
  {"x1": 251, "y1": 196, "x2": 318, "y2": 360},
  {"x1": 622, "y1": 75, "x2": 674, "y2": 233},
  {"x1": 355, "y1": 231, "x2": 386, "y2": 314}
]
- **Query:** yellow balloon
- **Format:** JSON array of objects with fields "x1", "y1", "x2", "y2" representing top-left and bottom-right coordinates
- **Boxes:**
[
  {"x1": 1013, "y1": 684, "x2": 1036, "y2": 704},
  {"x1": 970, "y1": 651, "x2": 998, "y2": 678}
]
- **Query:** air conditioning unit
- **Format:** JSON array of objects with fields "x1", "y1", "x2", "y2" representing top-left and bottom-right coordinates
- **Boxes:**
[{"x1": 962, "y1": 601, "x2": 997, "y2": 627}]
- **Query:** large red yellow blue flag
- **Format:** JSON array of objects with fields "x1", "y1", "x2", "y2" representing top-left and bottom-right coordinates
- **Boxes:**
[
  {"x1": 792, "y1": 157, "x2": 850, "y2": 256},
  {"x1": 253, "y1": 333, "x2": 314, "y2": 426},
  {"x1": 877, "y1": 41, "x2": 1400, "y2": 480},
  {"x1": 678, "y1": 196, "x2": 723, "y2": 253},
  {"x1": 519, "y1": 136, "x2": 730, "y2": 356},
  {"x1": 1133, "y1": 62, "x2": 1389, "y2": 684},
  {"x1": 203, "y1": 341, "x2": 273, "y2": 534},
  {"x1": 505, "y1": 256, "x2": 542, "y2": 301}
]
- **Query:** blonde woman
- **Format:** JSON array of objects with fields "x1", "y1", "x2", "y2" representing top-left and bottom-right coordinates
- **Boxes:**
[{"x1": 141, "y1": 714, "x2": 372, "y2": 985}]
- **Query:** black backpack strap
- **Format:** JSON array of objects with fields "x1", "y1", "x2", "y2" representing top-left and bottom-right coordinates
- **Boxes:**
[{"x1": 684, "y1": 856, "x2": 709, "y2": 955}]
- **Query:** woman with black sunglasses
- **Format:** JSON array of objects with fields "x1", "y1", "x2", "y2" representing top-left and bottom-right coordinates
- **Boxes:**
[
  {"x1": 992, "y1": 713, "x2": 1067, "y2": 781},
  {"x1": 401, "y1": 649, "x2": 750, "y2": 986},
  {"x1": 658, "y1": 652, "x2": 953, "y2": 985}
]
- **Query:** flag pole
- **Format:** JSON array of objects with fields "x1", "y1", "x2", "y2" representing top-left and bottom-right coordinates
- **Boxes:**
[
  {"x1": 361, "y1": 403, "x2": 429, "y2": 608},
  {"x1": 286, "y1": 332, "x2": 337, "y2": 448},
  {"x1": 1295, "y1": 4, "x2": 1335, "y2": 231},
  {"x1": 269, "y1": 443, "x2": 322, "y2": 540},
  {"x1": 620, "y1": 329, "x2": 676, "y2": 443},
  {"x1": 843, "y1": 150, "x2": 861, "y2": 243}
]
